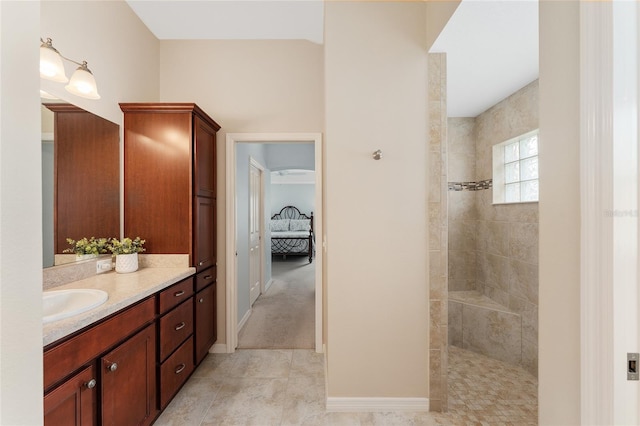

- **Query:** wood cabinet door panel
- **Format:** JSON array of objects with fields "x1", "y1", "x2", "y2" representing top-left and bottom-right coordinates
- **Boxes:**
[
  {"x1": 101, "y1": 323, "x2": 157, "y2": 426},
  {"x1": 123, "y1": 111, "x2": 192, "y2": 254},
  {"x1": 159, "y1": 299, "x2": 193, "y2": 361},
  {"x1": 194, "y1": 283, "x2": 216, "y2": 365},
  {"x1": 158, "y1": 277, "x2": 194, "y2": 314},
  {"x1": 195, "y1": 267, "x2": 216, "y2": 292},
  {"x1": 159, "y1": 337, "x2": 194, "y2": 409},
  {"x1": 44, "y1": 364, "x2": 97, "y2": 426},
  {"x1": 194, "y1": 197, "x2": 215, "y2": 272},
  {"x1": 193, "y1": 115, "x2": 216, "y2": 198}
]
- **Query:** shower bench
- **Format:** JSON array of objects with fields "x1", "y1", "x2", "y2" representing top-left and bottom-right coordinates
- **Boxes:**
[{"x1": 448, "y1": 291, "x2": 522, "y2": 367}]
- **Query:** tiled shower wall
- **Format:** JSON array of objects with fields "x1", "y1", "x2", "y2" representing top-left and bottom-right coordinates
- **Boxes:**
[
  {"x1": 447, "y1": 80, "x2": 539, "y2": 376},
  {"x1": 428, "y1": 53, "x2": 448, "y2": 412},
  {"x1": 448, "y1": 118, "x2": 477, "y2": 292}
]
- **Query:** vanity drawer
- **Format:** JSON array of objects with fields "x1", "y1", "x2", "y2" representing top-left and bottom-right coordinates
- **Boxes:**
[
  {"x1": 159, "y1": 337, "x2": 194, "y2": 409},
  {"x1": 158, "y1": 277, "x2": 194, "y2": 314},
  {"x1": 158, "y1": 299, "x2": 193, "y2": 361},
  {"x1": 44, "y1": 297, "x2": 155, "y2": 391},
  {"x1": 195, "y1": 267, "x2": 216, "y2": 292}
]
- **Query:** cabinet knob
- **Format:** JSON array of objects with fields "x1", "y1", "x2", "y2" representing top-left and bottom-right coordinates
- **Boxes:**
[
  {"x1": 85, "y1": 379, "x2": 97, "y2": 389},
  {"x1": 175, "y1": 363, "x2": 186, "y2": 374},
  {"x1": 175, "y1": 322, "x2": 186, "y2": 331},
  {"x1": 199, "y1": 298, "x2": 204, "y2": 303},
  {"x1": 174, "y1": 290, "x2": 185, "y2": 297},
  {"x1": 198, "y1": 261, "x2": 205, "y2": 266},
  {"x1": 107, "y1": 362, "x2": 118, "y2": 372}
]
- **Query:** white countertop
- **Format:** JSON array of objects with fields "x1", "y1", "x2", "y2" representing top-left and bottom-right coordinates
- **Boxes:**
[{"x1": 43, "y1": 266, "x2": 195, "y2": 347}]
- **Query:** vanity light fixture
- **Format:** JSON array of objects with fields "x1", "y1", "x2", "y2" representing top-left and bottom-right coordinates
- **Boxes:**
[{"x1": 40, "y1": 38, "x2": 101, "y2": 100}]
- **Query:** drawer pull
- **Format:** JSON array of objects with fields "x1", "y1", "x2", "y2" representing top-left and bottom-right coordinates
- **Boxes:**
[
  {"x1": 85, "y1": 379, "x2": 97, "y2": 389},
  {"x1": 107, "y1": 362, "x2": 118, "y2": 372},
  {"x1": 174, "y1": 290, "x2": 185, "y2": 297},
  {"x1": 198, "y1": 261, "x2": 205, "y2": 266},
  {"x1": 175, "y1": 363, "x2": 186, "y2": 374},
  {"x1": 199, "y1": 298, "x2": 204, "y2": 303},
  {"x1": 203, "y1": 275, "x2": 212, "y2": 280},
  {"x1": 175, "y1": 322, "x2": 186, "y2": 331}
]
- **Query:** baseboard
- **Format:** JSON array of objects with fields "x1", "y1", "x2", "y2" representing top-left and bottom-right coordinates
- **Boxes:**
[
  {"x1": 210, "y1": 343, "x2": 227, "y2": 353},
  {"x1": 264, "y1": 278, "x2": 274, "y2": 292},
  {"x1": 325, "y1": 397, "x2": 429, "y2": 412},
  {"x1": 237, "y1": 308, "x2": 252, "y2": 332}
]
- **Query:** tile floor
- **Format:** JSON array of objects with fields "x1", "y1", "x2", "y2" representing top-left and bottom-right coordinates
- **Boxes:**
[{"x1": 155, "y1": 346, "x2": 537, "y2": 425}]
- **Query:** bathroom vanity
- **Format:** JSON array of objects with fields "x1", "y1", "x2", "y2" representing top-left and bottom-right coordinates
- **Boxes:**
[
  {"x1": 42, "y1": 266, "x2": 216, "y2": 425},
  {"x1": 43, "y1": 102, "x2": 220, "y2": 425}
]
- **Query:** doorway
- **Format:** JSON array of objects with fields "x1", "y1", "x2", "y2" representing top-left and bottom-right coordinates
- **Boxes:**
[{"x1": 225, "y1": 132, "x2": 323, "y2": 353}]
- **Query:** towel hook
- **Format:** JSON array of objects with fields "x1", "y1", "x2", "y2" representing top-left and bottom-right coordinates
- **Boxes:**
[{"x1": 372, "y1": 149, "x2": 382, "y2": 160}]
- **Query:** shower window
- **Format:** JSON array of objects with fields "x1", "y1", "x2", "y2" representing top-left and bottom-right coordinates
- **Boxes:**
[{"x1": 492, "y1": 130, "x2": 539, "y2": 204}]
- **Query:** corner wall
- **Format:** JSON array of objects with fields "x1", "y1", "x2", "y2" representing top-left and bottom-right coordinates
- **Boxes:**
[
  {"x1": 428, "y1": 53, "x2": 449, "y2": 411},
  {"x1": 0, "y1": 2, "x2": 43, "y2": 423},
  {"x1": 324, "y1": 1, "x2": 429, "y2": 401},
  {"x1": 538, "y1": 1, "x2": 581, "y2": 423}
]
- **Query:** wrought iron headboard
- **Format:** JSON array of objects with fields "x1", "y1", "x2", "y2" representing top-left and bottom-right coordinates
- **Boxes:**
[{"x1": 271, "y1": 206, "x2": 314, "y2": 232}]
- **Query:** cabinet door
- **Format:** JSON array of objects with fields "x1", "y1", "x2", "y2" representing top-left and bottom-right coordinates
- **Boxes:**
[
  {"x1": 101, "y1": 323, "x2": 157, "y2": 426},
  {"x1": 44, "y1": 365, "x2": 97, "y2": 426},
  {"x1": 194, "y1": 283, "x2": 216, "y2": 365},
  {"x1": 193, "y1": 115, "x2": 217, "y2": 198},
  {"x1": 194, "y1": 196, "x2": 215, "y2": 271}
]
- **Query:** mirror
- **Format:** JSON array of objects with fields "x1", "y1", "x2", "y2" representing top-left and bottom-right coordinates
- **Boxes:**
[{"x1": 42, "y1": 101, "x2": 120, "y2": 267}]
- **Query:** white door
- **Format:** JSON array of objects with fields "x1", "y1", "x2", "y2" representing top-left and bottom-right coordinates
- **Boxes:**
[{"x1": 249, "y1": 161, "x2": 262, "y2": 306}]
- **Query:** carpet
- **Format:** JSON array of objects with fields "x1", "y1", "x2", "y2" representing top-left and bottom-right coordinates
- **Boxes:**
[{"x1": 237, "y1": 256, "x2": 315, "y2": 349}]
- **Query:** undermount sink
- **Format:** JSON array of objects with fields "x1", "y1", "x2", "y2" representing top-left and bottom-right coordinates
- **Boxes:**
[{"x1": 43, "y1": 289, "x2": 109, "y2": 324}]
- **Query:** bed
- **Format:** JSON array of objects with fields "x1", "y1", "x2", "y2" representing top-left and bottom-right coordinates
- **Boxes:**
[{"x1": 270, "y1": 205, "x2": 314, "y2": 263}]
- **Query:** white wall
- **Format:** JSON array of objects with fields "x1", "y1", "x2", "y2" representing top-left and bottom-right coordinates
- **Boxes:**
[
  {"x1": 270, "y1": 184, "x2": 315, "y2": 218},
  {"x1": 0, "y1": 2, "x2": 43, "y2": 422},
  {"x1": 324, "y1": 1, "x2": 429, "y2": 398},
  {"x1": 538, "y1": 1, "x2": 581, "y2": 423},
  {"x1": 160, "y1": 39, "x2": 324, "y2": 344}
]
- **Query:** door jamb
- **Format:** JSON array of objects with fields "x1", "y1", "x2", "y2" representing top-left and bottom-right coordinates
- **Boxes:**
[{"x1": 225, "y1": 132, "x2": 323, "y2": 353}]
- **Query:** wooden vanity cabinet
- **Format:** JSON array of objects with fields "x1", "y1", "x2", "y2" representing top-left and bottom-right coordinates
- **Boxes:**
[
  {"x1": 44, "y1": 298, "x2": 157, "y2": 426},
  {"x1": 194, "y1": 267, "x2": 217, "y2": 365},
  {"x1": 120, "y1": 103, "x2": 220, "y2": 272}
]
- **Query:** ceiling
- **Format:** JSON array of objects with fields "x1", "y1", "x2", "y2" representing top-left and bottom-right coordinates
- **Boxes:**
[
  {"x1": 430, "y1": 0, "x2": 539, "y2": 117},
  {"x1": 126, "y1": 0, "x2": 538, "y2": 118},
  {"x1": 126, "y1": 0, "x2": 324, "y2": 43}
]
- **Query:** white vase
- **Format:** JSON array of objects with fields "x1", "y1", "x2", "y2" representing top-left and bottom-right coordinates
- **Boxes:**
[{"x1": 115, "y1": 253, "x2": 138, "y2": 273}]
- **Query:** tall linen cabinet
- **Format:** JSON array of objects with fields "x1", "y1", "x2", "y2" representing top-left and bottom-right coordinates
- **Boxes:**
[{"x1": 120, "y1": 103, "x2": 219, "y2": 365}]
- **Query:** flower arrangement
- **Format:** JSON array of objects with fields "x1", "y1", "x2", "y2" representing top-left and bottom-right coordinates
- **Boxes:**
[
  {"x1": 107, "y1": 237, "x2": 146, "y2": 255},
  {"x1": 63, "y1": 237, "x2": 110, "y2": 255}
]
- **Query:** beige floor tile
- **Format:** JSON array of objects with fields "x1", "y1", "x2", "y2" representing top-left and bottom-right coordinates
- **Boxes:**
[
  {"x1": 157, "y1": 346, "x2": 538, "y2": 425},
  {"x1": 228, "y1": 349, "x2": 293, "y2": 378},
  {"x1": 200, "y1": 377, "x2": 288, "y2": 425},
  {"x1": 154, "y1": 377, "x2": 221, "y2": 426}
]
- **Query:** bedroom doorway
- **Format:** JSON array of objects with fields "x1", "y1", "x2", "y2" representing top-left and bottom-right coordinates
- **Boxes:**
[{"x1": 225, "y1": 132, "x2": 323, "y2": 354}]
